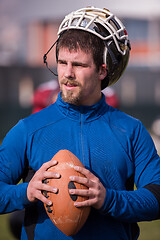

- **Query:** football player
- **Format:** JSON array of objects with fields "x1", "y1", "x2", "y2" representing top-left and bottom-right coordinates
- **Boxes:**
[{"x1": 1, "y1": 7, "x2": 160, "y2": 240}]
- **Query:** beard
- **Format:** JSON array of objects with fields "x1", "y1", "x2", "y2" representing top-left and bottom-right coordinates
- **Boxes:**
[
  {"x1": 61, "y1": 90, "x2": 82, "y2": 105},
  {"x1": 60, "y1": 79, "x2": 83, "y2": 105}
]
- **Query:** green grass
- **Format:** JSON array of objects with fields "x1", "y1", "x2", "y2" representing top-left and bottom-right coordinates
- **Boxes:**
[
  {"x1": 0, "y1": 214, "x2": 17, "y2": 240},
  {"x1": 0, "y1": 213, "x2": 160, "y2": 239},
  {"x1": 139, "y1": 220, "x2": 160, "y2": 240}
]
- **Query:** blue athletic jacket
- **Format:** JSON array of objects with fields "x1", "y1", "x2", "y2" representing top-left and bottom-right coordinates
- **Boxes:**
[{"x1": 0, "y1": 93, "x2": 160, "y2": 240}]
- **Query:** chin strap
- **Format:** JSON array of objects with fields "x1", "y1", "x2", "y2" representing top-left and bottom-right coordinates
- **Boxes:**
[{"x1": 43, "y1": 39, "x2": 58, "y2": 77}]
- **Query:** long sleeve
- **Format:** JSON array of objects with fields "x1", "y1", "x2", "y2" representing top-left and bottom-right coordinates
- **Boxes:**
[
  {"x1": 0, "y1": 120, "x2": 30, "y2": 213},
  {"x1": 100, "y1": 186, "x2": 159, "y2": 222},
  {"x1": 100, "y1": 121, "x2": 160, "y2": 222}
]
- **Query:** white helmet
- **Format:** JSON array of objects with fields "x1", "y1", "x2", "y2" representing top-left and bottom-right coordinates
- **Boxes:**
[
  {"x1": 44, "y1": 7, "x2": 131, "y2": 89},
  {"x1": 58, "y1": 7, "x2": 129, "y2": 56},
  {"x1": 58, "y1": 7, "x2": 131, "y2": 89}
]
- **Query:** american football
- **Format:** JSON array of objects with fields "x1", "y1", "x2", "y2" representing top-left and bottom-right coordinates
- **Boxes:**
[{"x1": 43, "y1": 149, "x2": 91, "y2": 236}]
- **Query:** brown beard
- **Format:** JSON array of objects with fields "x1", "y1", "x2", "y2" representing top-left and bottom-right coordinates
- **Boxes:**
[{"x1": 60, "y1": 79, "x2": 82, "y2": 105}]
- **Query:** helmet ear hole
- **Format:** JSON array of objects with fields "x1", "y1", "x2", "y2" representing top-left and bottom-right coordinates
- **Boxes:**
[{"x1": 101, "y1": 41, "x2": 130, "y2": 89}]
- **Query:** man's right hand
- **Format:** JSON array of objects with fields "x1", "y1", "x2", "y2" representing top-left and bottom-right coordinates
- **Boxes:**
[{"x1": 27, "y1": 160, "x2": 60, "y2": 206}]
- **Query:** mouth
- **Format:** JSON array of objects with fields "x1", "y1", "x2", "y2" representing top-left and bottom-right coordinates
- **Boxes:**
[{"x1": 63, "y1": 80, "x2": 79, "y2": 89}]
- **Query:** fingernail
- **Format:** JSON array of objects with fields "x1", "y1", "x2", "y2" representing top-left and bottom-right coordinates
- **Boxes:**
[
  {"x1": 55, "y1": 173, "x2": 60, "y2": 178},
  {"x1": 52, "y1": 160, "x2": 57, "y2": 164},
  {"x1": 53, "y1": 188, "x2": 58, "y2": 193},
  {"x1": 74, "y1": 166, "x2": 79, "y2": 171},
  {"x1": 69, "y1": 189, "x2": 74, "y2": 194},
  {"x1": 74, "y1": 202, "x2": 78, "y2": 207},
  {"x1": 69, "y1": 176, "x2": 74, "y2": 180},
  {"x1": 48, "y1": 201, "x2": 52, "y2": 206}
]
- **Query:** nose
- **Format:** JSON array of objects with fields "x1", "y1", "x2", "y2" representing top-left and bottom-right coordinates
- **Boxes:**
[{"x1": 64, "y1": 63, "x2": 75, "y2": 80}]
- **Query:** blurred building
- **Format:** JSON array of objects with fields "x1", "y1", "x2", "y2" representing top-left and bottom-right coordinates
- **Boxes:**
[
  {"x1": 0, "y1": 0, "x2": 160, "y2": 138},
  {"x1": 0, "y1": 0, "x2": 160, "y2": 67}
]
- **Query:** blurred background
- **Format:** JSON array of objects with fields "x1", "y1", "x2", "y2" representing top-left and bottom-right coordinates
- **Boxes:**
[
  {"x1": 0, "y1": 0, "x2": 160, "y2": 139},
  {"x1": 0, "y1": 0, "x2": 160, "y2": 239}
]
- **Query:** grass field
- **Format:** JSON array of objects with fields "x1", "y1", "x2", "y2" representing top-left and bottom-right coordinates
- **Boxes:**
[
  {"x1": 0, "y1": 214, "x2": 17, "y2": 240},
  {"x1": 138, "y1": 220, "x2": 160, "y2": 240},
  {"x1": 0, "y1": 213, "x2": 160, "y2": 239}
]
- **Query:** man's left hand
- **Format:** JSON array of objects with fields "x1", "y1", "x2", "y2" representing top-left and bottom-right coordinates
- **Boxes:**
[{"x1": 69, "y1": 166, "x2": 106, "y2": 209}]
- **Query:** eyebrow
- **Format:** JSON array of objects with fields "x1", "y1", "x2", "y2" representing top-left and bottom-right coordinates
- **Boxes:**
[{"x1": 58, "y1": 59, "x2": 89, "y2": 67}]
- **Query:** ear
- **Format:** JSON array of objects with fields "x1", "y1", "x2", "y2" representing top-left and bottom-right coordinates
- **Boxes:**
[{"x1": 99, "y1": 64, "x2": 107, "y2": 81}]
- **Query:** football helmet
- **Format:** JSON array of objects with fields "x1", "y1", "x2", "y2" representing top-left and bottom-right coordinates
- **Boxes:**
[
  {"x1": 44, "y1": 7, "x2": 131, "y2": 89},
  {"x1": 57, "y1": 7, "x2": 131, "y2": 89}
]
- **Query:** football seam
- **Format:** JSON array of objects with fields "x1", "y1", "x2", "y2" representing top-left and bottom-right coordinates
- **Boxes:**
[{"x1": 68, "y1": 151, "x2": 86, "y2": 235}]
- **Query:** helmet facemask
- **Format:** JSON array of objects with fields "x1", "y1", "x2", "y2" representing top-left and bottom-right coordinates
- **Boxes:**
[{"x1": 44, "y1": 6, "x2": 131, "y2": 89}]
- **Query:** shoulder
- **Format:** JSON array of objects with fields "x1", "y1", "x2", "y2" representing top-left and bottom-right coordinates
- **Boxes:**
[
  {"x1": 105, "y1": 105, "x2": 141, "y2": 134},
  {"x1": 103, "y1": 106, "x2": 157, "y2": 162},
  {"x1": 104, "y1": 106, "x2": 149, "y2": 150},
  {"x1": 20, "y1": 103, "x2": 63, "y2": 136}
]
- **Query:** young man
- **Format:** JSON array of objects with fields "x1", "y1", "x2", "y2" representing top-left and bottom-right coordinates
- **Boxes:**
[{"x1": 0, "y1": 7, "x2": 160, "y2": 240}]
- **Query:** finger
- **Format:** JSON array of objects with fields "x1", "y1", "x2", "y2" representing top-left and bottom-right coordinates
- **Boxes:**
[
  {"x1": 41, "y1": 183, "x2": 58, "y2": 194},
  {"x1": 33, "y1": 171, "x2": 60, "y2": 183},
  {"x1": 74, "y1": 199, "x2": 95, "y2": 208},
  {"x1": 69, "y1": 175, "x2": 92, "y2": 188},
  {"x1": 41, "y1": 159, "x2": 58, "y2": 171},
  {"x1": 74, "y1": 166, "x2": 98, "y2": 180},
  {"x1": 42, "y1": 170, "x2": 61, "y2": 180},
  {"x1": 36, "y1": 191, "x2": 53, "y2": 206},
  {"x1": 69, "y1": 188, "x2": 90, "y2": 197}
]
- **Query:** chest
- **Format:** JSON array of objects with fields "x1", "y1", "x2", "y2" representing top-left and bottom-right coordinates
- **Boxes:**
[{"x1": 27, "y1": 120, "x2": 134, "y2": 190}]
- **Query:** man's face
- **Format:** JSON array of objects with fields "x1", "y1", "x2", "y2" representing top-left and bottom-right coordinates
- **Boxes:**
[{"x1": 57, "y1": 47, "x2": 106, "y2": 106}]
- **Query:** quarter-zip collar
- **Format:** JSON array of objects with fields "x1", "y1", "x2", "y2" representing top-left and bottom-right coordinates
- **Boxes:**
[{"x1": 56, "y1": 92, "x2": 108, "y2": 122}]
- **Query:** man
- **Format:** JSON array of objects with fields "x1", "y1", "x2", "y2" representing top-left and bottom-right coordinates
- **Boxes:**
[
  {"x1": 0, "y1": 7, "x2": 160, "y2": 240},
  {"x1": 9, "y1": 81, "x2": 119, "y2": 240}
]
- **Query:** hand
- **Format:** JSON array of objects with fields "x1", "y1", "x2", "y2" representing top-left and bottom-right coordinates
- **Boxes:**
[
  {"x1": 27, "y1": 160, "x2": 60, "y2": 206},
  {"x1": 69, "y1": 166, "x2": 106, "y2": 209}
]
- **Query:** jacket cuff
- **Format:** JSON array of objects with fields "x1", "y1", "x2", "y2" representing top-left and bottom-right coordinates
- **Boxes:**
[
  {"x1": 18, "y1": 182, "x2": 31, "y2": 207},
  {"x1": 99, "y1": 188, "x2": 112, "y2": 215}
]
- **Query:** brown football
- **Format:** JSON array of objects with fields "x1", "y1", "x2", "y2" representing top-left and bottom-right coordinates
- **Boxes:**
[{"x1": 43, "y1": 149, "x2": 91, "y2": 236}]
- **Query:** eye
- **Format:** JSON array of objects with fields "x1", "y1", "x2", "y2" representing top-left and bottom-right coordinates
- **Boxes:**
[
  {"x1": 58, "y1": 60, "x2": 67, "y2": 65},
  {"x1": 74, "y1": 63, "x2": 82, "y2": 67},
  {"x1": 73, "y1": 62, "x2": 88, "y2": 68}
]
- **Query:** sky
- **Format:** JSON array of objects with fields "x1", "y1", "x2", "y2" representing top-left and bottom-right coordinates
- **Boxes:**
[{"x1": 0, "y1": 0, "x2": 160, "y2": 24}]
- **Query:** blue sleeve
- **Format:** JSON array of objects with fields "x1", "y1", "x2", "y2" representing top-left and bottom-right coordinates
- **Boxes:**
[
  {"x1": 100, "y1": 121, "x2": 160, "y2": 222},
  {"x1": 0, "y1": 120, "x2": 30, "y2": 213}
]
